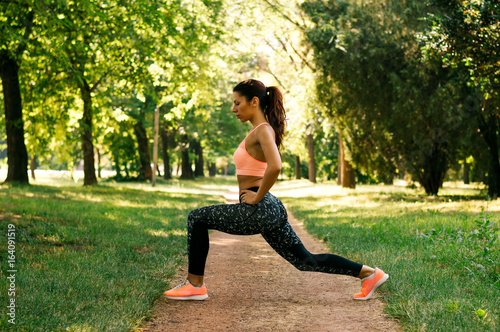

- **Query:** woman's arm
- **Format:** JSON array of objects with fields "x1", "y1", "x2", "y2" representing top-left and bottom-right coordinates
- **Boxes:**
[{"x1": 242, "y1": 125, "x2": 281, "y2": 204}]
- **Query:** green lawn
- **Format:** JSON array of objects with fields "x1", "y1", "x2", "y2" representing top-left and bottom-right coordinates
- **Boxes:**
[
  {"x1": 279, "y1": 181, "x2": 499, "y2": 331},
  {"x1": 0, "y1": 179, "x2": 226, "y2": 331}
]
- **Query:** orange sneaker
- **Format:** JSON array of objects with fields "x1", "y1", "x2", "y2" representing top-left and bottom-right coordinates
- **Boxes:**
[
  {"x1": 354, "y1": 268, "x2": 389, "y2": 300},
  {"x1": 164, "y1": 280, "x2": 208, "y2": 300}
]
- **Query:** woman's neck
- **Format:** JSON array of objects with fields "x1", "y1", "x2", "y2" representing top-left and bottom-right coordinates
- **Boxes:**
[{"x1": 249, "y1": 112, "x2": 267, "y2": 128}]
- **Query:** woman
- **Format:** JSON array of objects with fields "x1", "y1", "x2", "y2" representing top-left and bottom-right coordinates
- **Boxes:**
[{"x1": 164, "y1": 79, "x2": 388, "y2": 301}]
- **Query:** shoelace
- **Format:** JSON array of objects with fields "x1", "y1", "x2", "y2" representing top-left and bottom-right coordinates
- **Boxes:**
[
  {"x1": 173, "y1": 281, "x2": 189, "y2": 290},
  {"x1": 360, "y1": 270, "x2": 377, "y2": 286}
]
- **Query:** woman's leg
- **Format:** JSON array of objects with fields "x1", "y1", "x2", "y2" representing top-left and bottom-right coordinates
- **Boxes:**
[
  {"x1": 262, "y1": 222, "x2": 364, "y2": 277},
  {"x1": 260, "y1": 197, "x2": 364, "y2": 277},
  {"x1": 186, "y1": 201, "x2": 265, "y2": 282},
  {"x1": 261, "y1": 197, "x2": 388, "y2": 300}
]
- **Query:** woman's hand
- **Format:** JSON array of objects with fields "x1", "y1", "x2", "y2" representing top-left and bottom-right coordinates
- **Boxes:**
[{"x1": 240, "y1": 190, "x2": 259, "y2": 205}]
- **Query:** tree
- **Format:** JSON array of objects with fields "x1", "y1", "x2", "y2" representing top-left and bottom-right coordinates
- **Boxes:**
[
  {"x1": 37, "y1": 1, "x2": 135, "y2": 185},
  {"x1": 306, "y1": 128, "x2": 316, "y2": 183},
  {"x1": 423, "y1": 0, "x2": 500, "y2": 196},
  {"x1": 301, "y1": 0, "x2": 470, "y2": 194},
  {"x1": 338, "y1": 132, "x2": 355, "y2": 188},
  {"x1": 0, "y1": 4, "x2": 34, "y2": 184}
]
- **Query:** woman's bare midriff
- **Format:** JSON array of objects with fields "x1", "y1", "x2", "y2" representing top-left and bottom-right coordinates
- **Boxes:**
[{"x1": 237, "y1": 175, "x2": 263, "y2": 195}]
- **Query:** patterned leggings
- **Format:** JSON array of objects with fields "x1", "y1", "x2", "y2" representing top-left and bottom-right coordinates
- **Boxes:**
[{"x1": 187, "y1": 189, "x2": 363, "y2": 277}]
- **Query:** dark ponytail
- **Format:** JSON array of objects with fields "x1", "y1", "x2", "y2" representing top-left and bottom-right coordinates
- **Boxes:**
[
  {"x1": 233, "y1": 79, "x2": 287, "y2": 149},
  {"x1": 265, "y1": 86, "x2": 286, "y2": 150}
]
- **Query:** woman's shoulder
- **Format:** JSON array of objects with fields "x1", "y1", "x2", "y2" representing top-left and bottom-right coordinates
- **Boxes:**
[{"x1": 254, "y1": 122, "x2": 275, "y2": 140}]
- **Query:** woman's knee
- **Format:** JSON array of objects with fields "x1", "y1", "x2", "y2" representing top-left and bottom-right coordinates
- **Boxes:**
[
  {"x1": 187, "y1": 210, "x2": 200, "y2": 228},
  {"x1": 295, "y1": 255, "x2": 319, "y2": 271},
  {"x1": 293, "y1": 262, "x2": 311, "y2": 272}
]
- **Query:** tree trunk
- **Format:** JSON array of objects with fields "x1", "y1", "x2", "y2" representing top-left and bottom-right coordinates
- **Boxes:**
[
  {"x1": 180, "y1": 149, "x2": 194, "y2": 179},
  {"x1": 152, "y1": 107, "x2": 159, "y2": 187},
  {"x1": 193, "y1": 140, "x2": 204, "y2": 177},
  {"x1": 412, "y1": 143, "x2": 448, "y2": 195},
  {"x1": 341, "y1": 158, "x2": 356, "y2": 189},
  {"x1": 160, "y1": 125, "x2": 172, "y2": 180},
  {"x1": 96, "y1": 148, "x2": 102, "y2": 178},
  {"x1": 124, "y1": 163, "x2": 130, "y2": 178},
  {"x1": 306, "y1": 134, "x2": 316, "y2": 183},
  {"x1": 79, "y1": 80, "x2": 98, "y2": 186},
  {"x1": 339, "y1": 133, "x2": 356, "y2": 189},
  {"x1": 208, "y1": 162, "x2": 216, "y2": 177},
  {"x1": 29, "y1": 154, "x2": 36, "y2": 180},
  {"x1": 133, "y1": 119, "x2": 152, "y2": 181},
  {"x1": 463, "y1": 161, "x2": 470, "y2": 185},
  {"x1": 0, "y1": 51, "x2": 29, "y2": 184},
  {"x1": 478, "y1": 112, "x2": 500, "y2": 197},
  {"x1": 180, "y1": 135, "x2": 194, "y2": 179},
  {"x1": 338, "y1": 133, "x2": 343, "y2": 185},
  {"x1": 295, "y1": 155, "x2": 301, "y2": 180},
  {"x1": 113, "y1": 158, "x2": 122, "y2": 179}
]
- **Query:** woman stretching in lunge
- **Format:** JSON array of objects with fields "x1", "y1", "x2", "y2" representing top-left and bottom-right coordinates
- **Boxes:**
[{"x1": 164, "y1": 79, "x2": 388, "y2": 301}]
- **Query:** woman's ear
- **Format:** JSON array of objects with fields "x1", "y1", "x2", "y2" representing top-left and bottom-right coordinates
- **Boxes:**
[{"x1": 251, "y1": 96, "x2": 260, "y2": 108}]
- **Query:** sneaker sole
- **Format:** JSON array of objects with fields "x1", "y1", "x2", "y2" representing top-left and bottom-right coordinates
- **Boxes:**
[
  {"x1": 164, "y1": 294, "x2": 208, "y2": 301},
  {"x1": 354, "y1": 273, "x2": 389, "y2": 301}
]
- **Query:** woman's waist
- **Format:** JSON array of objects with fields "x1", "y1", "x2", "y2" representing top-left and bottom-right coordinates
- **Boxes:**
[
  {"x1": 238, "y1": 186, "x2": 280, "y2": 206},
  {"x1": 238, "y1": 176, "x2": 262, "y2": 193},
  {"x1": 238, "y1": 186, "x2": 260, "y2": 202}
]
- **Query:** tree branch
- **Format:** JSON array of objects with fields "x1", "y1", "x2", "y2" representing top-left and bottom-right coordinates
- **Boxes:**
[
  {"x1": 286, "y1": 38, "x2": 315, "y2": 72},
  {"x1": 14, "y1": 10, "x2": 35, "y2": 59},
  {"x1": 90, "y1": 73, "x2": 109, "y2": 93},
  {"x1": 260, "y1": 0, "x2": 304, "y2": 31}
]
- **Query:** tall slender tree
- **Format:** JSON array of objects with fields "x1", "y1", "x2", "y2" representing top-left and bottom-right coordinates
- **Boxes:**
[{"x1": 0, "y1": 5, "x2": 34, "y2": 183}]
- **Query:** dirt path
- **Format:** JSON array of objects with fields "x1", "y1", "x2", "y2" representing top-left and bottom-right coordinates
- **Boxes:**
[{"x1": 140, "y1": 194, "x2": 398, "y2": 331}]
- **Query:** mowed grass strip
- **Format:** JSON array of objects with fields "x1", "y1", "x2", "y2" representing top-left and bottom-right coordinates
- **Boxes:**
[
  {"x1": 0, "y1": 183, "x2": 223, "y2": 331},
  {"x1": 282, "y1": 186, "x2": 499, "y2": 331}
]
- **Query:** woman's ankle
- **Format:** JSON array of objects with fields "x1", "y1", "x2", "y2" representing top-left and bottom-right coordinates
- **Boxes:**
[
  {"x1": 358, "y1": 266, "x2": 376, "y2": 279},
  {"x1": 187, "y1": 273, "x2": 204, "y2": 287}
]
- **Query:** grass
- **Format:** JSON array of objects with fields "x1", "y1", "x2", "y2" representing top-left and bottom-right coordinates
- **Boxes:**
[
  {"x1": 279, "y1": 181, "x2": 500, "y2": 331},
  {"x1": 0, "y1": 177, "x2": 227, "y2": 331}
]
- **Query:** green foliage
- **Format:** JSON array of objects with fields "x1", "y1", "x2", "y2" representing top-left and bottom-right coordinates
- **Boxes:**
[
  {"x1": 0, "y1": 1, "x2": 34, "y2": 54},
  {"x1": 104, "y1": 119, "x2": 141, "y2": 179},
  {"x1": 1, "y1": 0, "x2": 340, "y2": 183},
  {"x1": 300, "y1": 0, "x2": 482, "y2": 193},
  {"x1": 0, "y1": 0, "x2": 236, "y2": 181},
  {"x1": 424, "y1": 0, "x2": 500, "y2": 95},
  {"x1": 421, "y1": 0, "x2": 500, "y2": 197},
  {"x1": 2, "y1": 0, "x2": 496, "y2": 191}
]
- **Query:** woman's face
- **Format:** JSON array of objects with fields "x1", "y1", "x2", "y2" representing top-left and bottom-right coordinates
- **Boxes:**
[{"x1": 232, "y1": 92, "x2": 258, "y2": 122}]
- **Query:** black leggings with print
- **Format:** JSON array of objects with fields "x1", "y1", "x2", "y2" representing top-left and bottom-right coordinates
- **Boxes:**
[{"x1": 187, "y1": 188, "x2": 363, "y2": 277}]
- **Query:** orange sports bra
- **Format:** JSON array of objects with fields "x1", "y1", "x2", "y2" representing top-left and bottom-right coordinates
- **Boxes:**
[{"x1": 233, "y1": 122, "x2": 270, "y2": 177}]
